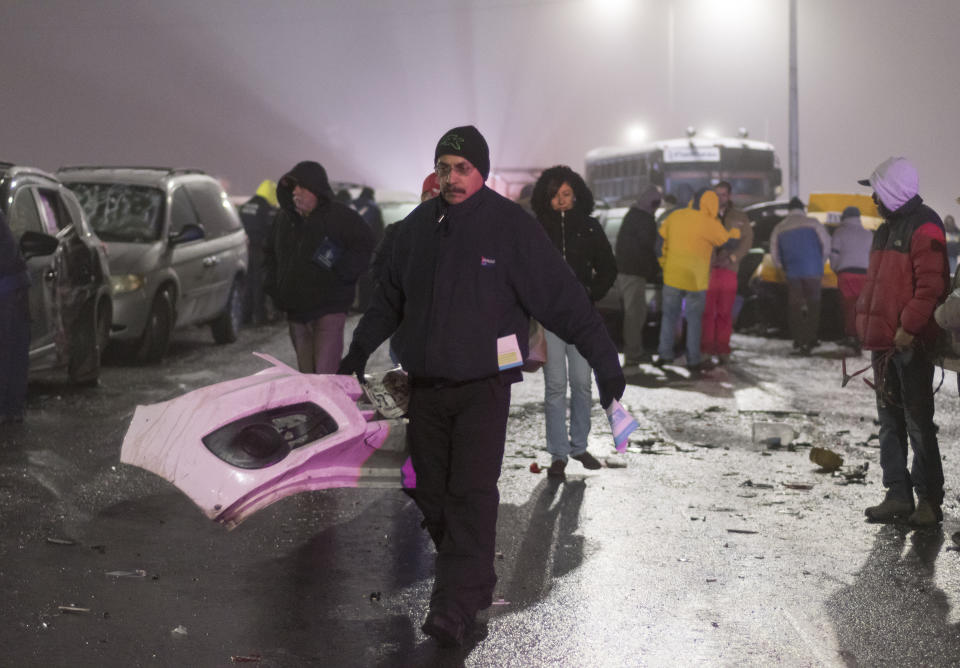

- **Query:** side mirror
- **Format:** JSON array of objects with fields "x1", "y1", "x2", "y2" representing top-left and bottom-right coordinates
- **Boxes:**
[
  {"x1": 169, "y1": 223, "x2": 205, "y2": 246},
  {"x1": 20, "y1": 230, "x2": 59, "y2": 259}
]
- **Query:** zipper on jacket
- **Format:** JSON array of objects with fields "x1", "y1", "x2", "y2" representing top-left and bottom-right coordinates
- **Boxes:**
[{"x1": 560, "y1": 210, "x2": 566, "y2": 261}]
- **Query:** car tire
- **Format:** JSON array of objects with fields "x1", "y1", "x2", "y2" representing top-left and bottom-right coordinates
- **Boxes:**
[
  {"x1": 67, "y1": 300, "x2": 102, "y2": 385},
  {"x1": 136, "y1": 289, "x2": 174, "y2": 364},
  {"x1": 211, "y1": 276, "x2": 243, "y2": 344}
]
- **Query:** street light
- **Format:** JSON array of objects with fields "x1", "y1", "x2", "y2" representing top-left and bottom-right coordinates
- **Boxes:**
[{"x1": 626, "y1": 124, "x2": 648, "y2": 145}]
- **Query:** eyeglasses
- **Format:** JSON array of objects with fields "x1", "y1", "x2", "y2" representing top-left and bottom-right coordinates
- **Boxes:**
[{"x1": 435, "y1": 162, "x2": 473, "y2": 178}]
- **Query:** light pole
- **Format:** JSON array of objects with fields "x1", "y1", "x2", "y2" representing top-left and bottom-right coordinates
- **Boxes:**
[{"x1": 788, "y1": 0, "x2": 799, "y2": 198}]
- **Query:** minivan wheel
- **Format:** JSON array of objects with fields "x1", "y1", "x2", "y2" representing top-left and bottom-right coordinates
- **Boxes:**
[
  {"x1": 211, "y1": 277, "x2": 243, "y2": 344},
  {"x1": 137, "y1": 289, "x2": 174, "y2": 363},
  {"x1": 68, "y1": 300, "x2": 101, "y2": 385}
]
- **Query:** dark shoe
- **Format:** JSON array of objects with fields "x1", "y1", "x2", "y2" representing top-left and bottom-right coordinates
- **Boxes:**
[
  {"x1": 717, "y1": 354, "x2": 730, "y2": 365},
  {"x1": 547, "y1": 460, "x2": 567, "y2": 479},
  {"x1": 653, "y1": 356, "x2": 673, "y2": 368},
  {"x1": 422, "y1": 609, "x2": 466, "y2": 648},
  {"x1": 688, "y1": 359, "x2": 715, "y2": 372},
  {"x1": 865, "y1": 491, "x2": 914, "y2": 522},
  {"x1": 908, "y1": 498, "x2": 943, "y2": 527},
  {"x1": 571, "y1": 451, "x2": 602, "y2": 470},
  {"x1": 789, "y1": 346, "x2": 812, "y2": 357}
]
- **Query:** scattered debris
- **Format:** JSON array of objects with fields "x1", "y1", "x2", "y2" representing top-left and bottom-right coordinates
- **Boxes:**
[
  {"x1": 739, "y1": 480, "x2": 774, "y2": 489},
  {"x1": 693, "y1": 442, "x2": 720, "y2": 449},
  {"x1": 495, "y1": 551, "x2": 504, "y2": 560},
  {"x1": 491, "y1": 598, "x2": 510, "y2": 606},
  {"x1": 833, "y1": 462, "x2": 869, "y2": 484},
  {"x1": 230, "y1": 654, "x2": 263, "y2": 663},
  {"x1": 91, "y1": 545, "x2": 106, "y2": 554},
  {"x1": 727, "y1": 529, "x2": 759, "y2": 535},
  {"x1": 604, "y1": 458, "x2": 628, "y2": 468},
  {"x1": 106, "y1": 569, "x2": 146, "y2": 578},
  {"x1": 45, "y1": 537, "x2": 76, "y2": 546},
  {"x1": 711, "y1": 621, "x2": 720, "y2": 628},
  {"x1": 529, "y1": 462, "x2": 542, "y2": 474},
  {"x1": 58, "y1": 605, "x2": 90, "y2": 614},
  {"x1": 705, "y1": 406, "x2": 724, "y2": 413},
  {"x1": 171, "y1": 625, "x2": 188, "y2": 637},
  {"x1": 369, "y1": 592, "x2": 381, "y2": 602},
  {"x1": 783, "y1": 482, "x2": 814, "y2": 491},
  {"x1": 752, "y1": 421, "x2": 796, "y2": 448},
  {"x1": 810, "y1": 447, "x2": 844, "y2": 472},
  {"x1": 706, "y1": 578, "x2": 717, "y2": 583}
]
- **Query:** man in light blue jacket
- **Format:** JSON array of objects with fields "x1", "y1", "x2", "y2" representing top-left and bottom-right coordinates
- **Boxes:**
[{"x1": 769, "y1": 197, "x2": 831, "y2": 355}]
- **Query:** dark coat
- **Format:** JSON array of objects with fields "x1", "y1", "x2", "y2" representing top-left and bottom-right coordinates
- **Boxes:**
[
  {"x1": 348, "y1": 186, "x2": 621, "y2": 384},
  {"x1": 264, "y1": 162, "x2": 375, "y2": 320},
  {"x1": 0, "y1": 210, "x2": 29, "y2": 296},
  {"x1": 537, "y1": 208, "x2": 616, "y2": 301},
  {"x1": 238, "y1": 195, "x2": 277, "y2": 247}
]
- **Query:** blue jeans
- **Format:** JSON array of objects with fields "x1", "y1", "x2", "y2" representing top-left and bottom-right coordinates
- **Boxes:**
[
  {"x1": 543, "y1": 329, "x2": 593, "y2": 462},
  {"x1": 873, "y1": 348, "x2": 943, "y2": 505},
  {"x1": 658, "y1": 285, "x2": 706, "y2": 366}
]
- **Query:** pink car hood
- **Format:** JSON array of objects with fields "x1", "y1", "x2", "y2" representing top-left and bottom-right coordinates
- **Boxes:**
[{"x1": 120, "y1": 353, "x2": 410, "y2": 529}]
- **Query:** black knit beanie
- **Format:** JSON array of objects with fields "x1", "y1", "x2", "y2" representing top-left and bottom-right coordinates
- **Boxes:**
[{"x1": 434, "y1": 125, "x2": 489, "y2": 180}]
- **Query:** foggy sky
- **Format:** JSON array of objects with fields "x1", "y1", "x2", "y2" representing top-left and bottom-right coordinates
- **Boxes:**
[{"x1": 2, "y1": 0, "x2": 958, "y2": 214}]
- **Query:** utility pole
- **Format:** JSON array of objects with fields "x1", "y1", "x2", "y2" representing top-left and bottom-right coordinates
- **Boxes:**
[{"x1": 788, "y1": 0, "x2": 799, "y2": 198}]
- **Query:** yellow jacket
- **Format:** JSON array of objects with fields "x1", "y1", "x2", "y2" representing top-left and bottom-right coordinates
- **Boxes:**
[{"x1": 659, "y1": 190, "x2": 739, "y2": 291}]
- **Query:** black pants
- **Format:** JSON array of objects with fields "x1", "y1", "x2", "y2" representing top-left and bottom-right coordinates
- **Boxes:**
[
  {"x1": 407, "y1": 376, "x2": 511, "y2": 624},
  {"x1": 0, "y1": 287, "x2": 30, "y2": 420},
  {"x1": 786, "y1": 277, "x2": 821, "y2": 348},
  {"x1": 873, "y1": 348, "x2": 944, "y2": 505}
]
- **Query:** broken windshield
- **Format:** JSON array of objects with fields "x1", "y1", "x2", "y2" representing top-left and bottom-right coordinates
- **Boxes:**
[{"x1": 67, "y1": 182, "x2": 164, "y2": 242}]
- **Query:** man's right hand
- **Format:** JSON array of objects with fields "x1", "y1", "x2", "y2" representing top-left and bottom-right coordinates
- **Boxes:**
[{"x1": 597, "y1": 374, "x2": 626, "y2": 410}]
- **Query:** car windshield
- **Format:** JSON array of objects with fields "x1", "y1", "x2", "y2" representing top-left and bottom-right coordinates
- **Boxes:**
[{"x1": 67, "y1": 182, "x2": 164, "y2": 242}]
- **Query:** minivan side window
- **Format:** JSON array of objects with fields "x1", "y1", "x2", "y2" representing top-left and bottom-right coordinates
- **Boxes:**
[
  {"x1": 8, "y1": 188, "x2": 45, "y2": 238},
  {"x1": 185, "y1": 180, "x2": 241, "y2": 238},
  {"x1": 170, "y1": 187, "x2": 200, "y2": 236}
]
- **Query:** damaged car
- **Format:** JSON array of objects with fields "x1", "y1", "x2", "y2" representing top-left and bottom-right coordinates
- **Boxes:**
[{"x1": 1, "y1": 163, "x2": 112, "y2": 384}]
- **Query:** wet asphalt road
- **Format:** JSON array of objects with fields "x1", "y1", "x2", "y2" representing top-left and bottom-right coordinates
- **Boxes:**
[{"x1": 2, "y1": 319, "x2": 960, "y2": 667}]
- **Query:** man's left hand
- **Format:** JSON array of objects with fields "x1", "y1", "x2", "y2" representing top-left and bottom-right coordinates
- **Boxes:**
[{"x1": 893, "y1": 326, "x2": 914, "y2": 350}]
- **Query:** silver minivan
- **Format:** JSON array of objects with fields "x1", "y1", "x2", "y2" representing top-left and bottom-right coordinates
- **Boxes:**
[{"x1": 59, "y1": 167, "x2": 248, "y2": 363}]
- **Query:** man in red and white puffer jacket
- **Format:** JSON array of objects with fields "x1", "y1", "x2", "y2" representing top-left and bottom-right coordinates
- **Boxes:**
[{"x1": 856, "y1": 157, "x2": 950, "y2": 527}]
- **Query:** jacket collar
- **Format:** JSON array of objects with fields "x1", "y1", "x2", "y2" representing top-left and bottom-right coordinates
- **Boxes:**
[{"x1": 887, "y1": 194, "x2": 924, "y2": 219}]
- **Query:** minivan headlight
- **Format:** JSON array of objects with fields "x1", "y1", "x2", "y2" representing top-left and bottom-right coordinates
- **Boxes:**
[{"x1": 111, "y1": 274, "x2": 144, "y2": 294}]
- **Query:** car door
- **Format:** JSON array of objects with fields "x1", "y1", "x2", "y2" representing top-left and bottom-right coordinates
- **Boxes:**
[
  {"x1": 8, "y1": 186, "x2": 61, "y2": 365},
  {"x1": 167, "y1": 185, "x2": 208, "y2": 326},
  {"x1": 183, "y1": 180, "x2": 244, "y2": 321}
]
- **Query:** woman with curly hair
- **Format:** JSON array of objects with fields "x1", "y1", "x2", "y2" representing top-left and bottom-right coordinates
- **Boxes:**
[{"x1": 530, "y1": 166, "x2": 617, "y2": 479}]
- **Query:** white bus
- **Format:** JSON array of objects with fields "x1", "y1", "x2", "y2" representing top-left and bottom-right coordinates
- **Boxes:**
[{"x1": 585, "y1": 136, "x2": 782, "y2": 208}]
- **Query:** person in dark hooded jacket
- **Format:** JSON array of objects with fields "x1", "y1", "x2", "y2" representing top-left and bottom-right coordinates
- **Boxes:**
[
  {"x1": 0, "y1": 209, "x2": 30, "y2": 424},
  {"x1": 264, "y1": 161, "x2": 375, "y2": 373},
  {"x1": 615, "y1": 184, "x2": 661, "y2": 366},
  {"x1": 531, "y1": 165, "x2": 617, "y2": 478}
]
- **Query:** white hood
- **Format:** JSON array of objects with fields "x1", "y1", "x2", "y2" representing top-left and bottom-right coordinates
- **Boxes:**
[{"x1": 861, "y1": 156, "x2": 918, "y2": 212}]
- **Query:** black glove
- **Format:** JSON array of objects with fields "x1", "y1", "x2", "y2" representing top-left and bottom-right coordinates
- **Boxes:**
[
  {"x1": 597, "y1": 373, "x2": 626, "y2": 410},
  {"x1": 337, "y1": 344, "x2": 368, "y2": 384}
]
